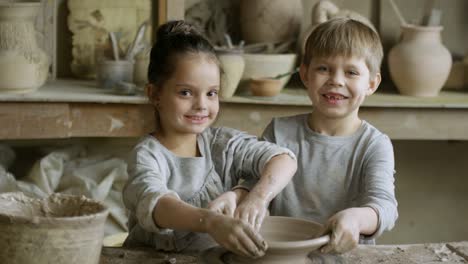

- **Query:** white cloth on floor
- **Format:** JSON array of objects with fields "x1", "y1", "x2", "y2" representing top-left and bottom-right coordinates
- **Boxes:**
[{"x1": 0, "y1": 145, "x2": 129, "y2": 235}]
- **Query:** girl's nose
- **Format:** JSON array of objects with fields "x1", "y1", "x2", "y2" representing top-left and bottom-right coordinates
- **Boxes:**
[{"x1": 194, "y1": 95, "x2": 208, "y2": 110}]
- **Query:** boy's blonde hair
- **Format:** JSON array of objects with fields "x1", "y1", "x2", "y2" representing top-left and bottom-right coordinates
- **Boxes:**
[{"x1": 303, "y1": 18, "x2": 383, "y2": 77}]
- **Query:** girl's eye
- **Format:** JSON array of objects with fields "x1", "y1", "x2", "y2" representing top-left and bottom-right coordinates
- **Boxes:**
[
  {"x1": 179, "y1": 90, "x2": 192, "y2": 96},
  {"x1": 207, "y1": 90, "x2": 218, "y2": 97}
]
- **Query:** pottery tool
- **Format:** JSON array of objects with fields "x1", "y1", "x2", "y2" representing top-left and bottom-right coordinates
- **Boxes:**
[
  {"x1": 272, "y1": 67, "x2": 299, "y2": 79},
  {"x1": 421, "y1": 0, "x2": 441, "y2": 26},
  {"x1": 388, "y1": 0, "x2": 407, "y2": 26},
  {"x1": 109, "y1": 32, "x2": 120, "y2": 61},
  {"x1": 224, "y1": 34, "x2": 233, "y2": 49},
  {"x1": 125, "y1": 20, "x2": 149, "y2": 61}
]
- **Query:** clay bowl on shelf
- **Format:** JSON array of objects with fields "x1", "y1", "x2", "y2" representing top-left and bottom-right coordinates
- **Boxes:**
[
  {"x1": 226, "y1": 216, "x2": 330, "y2": 264},
  {"x1": 249, "y1": 78, "x2": 283, "y2": 97}
]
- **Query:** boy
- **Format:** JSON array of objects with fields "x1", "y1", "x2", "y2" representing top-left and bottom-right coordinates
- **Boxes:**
[{"x1": 263, "y1": 18, "x2": 398, "y2": 253}]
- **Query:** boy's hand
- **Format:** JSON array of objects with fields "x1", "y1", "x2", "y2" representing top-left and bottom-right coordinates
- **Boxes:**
[
  {"x1": 320, "y1": 208, "x2": 361, "y2": 254},
  {"x1": 206, "y1": 212, "x2": 267, "y2": 258},
  {"x1": 234, "y1": 192, "x2": 269, "y2": 232}
]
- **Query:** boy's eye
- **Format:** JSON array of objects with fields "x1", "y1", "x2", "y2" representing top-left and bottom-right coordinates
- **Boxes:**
[
  {"x1": 347, "y1": 70, "x2": 359, "y2": 76},
  {"x1": 316, "y1": 66, "x2": 328, "y2": 72}
]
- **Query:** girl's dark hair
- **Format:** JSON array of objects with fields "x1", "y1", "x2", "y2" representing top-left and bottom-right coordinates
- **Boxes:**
[{"x1": 148, "y1": 20, "x2": 218, "y2": 86}]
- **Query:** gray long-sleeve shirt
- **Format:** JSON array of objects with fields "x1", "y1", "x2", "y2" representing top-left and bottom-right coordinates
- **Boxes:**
[
  {"x1": 122, "y1": 126, "x2": 294, "y2": 252},
  {"x1": 262, "y1": 114, "x2": 398, "y2": 240}
]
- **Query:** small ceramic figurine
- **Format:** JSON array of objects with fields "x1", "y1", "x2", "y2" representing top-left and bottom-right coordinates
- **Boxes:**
[{"x1": 300, "y1": 0, "x2": 376, "y2": 55}]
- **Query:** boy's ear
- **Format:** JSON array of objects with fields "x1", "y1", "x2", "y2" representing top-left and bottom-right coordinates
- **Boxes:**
[
  {"x1": 366, "y1": 73, "x2": 381, "y2": 96},
  {"x1": 299, "y1": 63, "x2": 309, "y2": 85}
]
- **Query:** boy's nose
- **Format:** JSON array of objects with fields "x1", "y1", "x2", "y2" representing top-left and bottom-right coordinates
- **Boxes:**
[{"x1": 328, "y1": 72, "x2": 345, "y2": 87}]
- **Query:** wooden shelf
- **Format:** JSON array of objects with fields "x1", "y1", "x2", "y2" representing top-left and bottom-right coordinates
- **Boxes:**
[{"x1": 1, "y1": 79, "x2": 468, "y2": 140}]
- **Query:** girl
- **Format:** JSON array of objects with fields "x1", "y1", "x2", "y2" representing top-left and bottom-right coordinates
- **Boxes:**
[{"x1": 122, "y1": 20, "x2": 297, "y2": 258}]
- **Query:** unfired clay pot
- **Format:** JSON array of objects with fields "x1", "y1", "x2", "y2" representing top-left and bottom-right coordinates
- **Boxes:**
[
  {"x1": 0, "y1": 2, "x2": 49, "y2": 93},
  {"x1": 0, "y1": 192, "x2": 109, "y2": 264},
  {"x1": 200, "y1": 216, "x2": 330, "y2": 264},
  {"x1": 239, "y1": 0, "x2": 302, "y2": 44},
  {"x1": 249, "y1": 78, "x2": 283, "y2": 97},
  {"x1": 218, "y1": 50, "x2": 245, "y2": 98},
  {"x1": 388, "y1": 24, "x2": 452, "y2": 97}
]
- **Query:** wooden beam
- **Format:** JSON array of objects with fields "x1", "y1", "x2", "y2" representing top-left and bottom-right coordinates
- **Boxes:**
[{"x1": 156, "y1": 0, "x2": 184, "y2": 27}]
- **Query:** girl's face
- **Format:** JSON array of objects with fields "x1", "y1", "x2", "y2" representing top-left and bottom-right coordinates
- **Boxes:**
[
  {"x1": 300, "y1": 55, "x2": 380, "y2": 121},
  {"x1": 151, "y1": 53, "x2": 220, "y2": 136}
]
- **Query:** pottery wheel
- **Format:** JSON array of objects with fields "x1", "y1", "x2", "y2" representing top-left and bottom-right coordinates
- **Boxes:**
[{"x1": 199, "y1": 247, "x2": 321, "y2": 264}]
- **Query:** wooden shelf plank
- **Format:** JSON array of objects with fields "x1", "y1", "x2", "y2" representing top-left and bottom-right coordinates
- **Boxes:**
[{"x1": 1, "y1": 79, "x2": 468, "y2": 140}]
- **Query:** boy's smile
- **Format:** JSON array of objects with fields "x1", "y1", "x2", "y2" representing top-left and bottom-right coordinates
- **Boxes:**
[
  {"x1": 322, "y1": 92, "x2": 349, "y2": 105},
  {"x1": 300, "y1": 55, "x2": 380, "y2": 121}
]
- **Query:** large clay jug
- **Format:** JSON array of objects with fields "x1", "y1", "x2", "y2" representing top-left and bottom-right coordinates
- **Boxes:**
[
  {"x1": 388, "y1": 24, "x2": 451, "y2": 97},
  {"x1": 0, "y1": 2, "x2": 49, "y2": 93},
  {"x1": 239, "y1": 0, "x2": 302, "y2": 44}
]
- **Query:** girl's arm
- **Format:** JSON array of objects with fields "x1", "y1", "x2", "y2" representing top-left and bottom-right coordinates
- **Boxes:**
[
  {"x1": 235, "y1": 153, "x2": 297, "y2": 230},
  {"x1": 153, "y1": 194, "x2": 267, "y2": 258}
]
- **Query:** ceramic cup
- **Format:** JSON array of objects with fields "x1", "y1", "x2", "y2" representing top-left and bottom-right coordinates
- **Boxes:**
[{"x1": 96, "y1": 60, "x2": 134, "y2": 89}]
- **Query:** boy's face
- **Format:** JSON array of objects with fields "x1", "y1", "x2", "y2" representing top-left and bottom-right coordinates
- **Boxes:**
[
  {"x1": 148, "y1": 53, "x2": 220, "y2": 136},
  {"x1": 300, "y1": 55, "x2": 380, "y2": 121}
]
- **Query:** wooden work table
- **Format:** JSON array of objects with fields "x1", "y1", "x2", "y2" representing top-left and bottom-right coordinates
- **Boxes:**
[
  {"x1": 100, "y1": 241, "x2": 468, "y2": 263},
  {"x1": 1, "y1": 79, "x2": 468, "y2": 140}
]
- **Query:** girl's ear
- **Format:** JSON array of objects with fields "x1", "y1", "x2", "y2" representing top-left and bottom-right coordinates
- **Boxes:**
[
  {"x1": 146, "y1": 83, "x2": 160, "y2": 107},
  {"x1": 299, "y1": 63, "x2": 309, "y2": 86},
  {"x1": 367, "y1": 73, "x2": 381, "y2": 96}
]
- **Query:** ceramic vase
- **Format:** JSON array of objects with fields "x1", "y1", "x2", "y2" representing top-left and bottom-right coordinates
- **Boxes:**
[
  {"x1": 239, "y1": 0, "x2": 302, "y2": 44},
  {"x1": 218, "y1": 51, "x2": 245, "y2": 98},
  {"x1": 0, "y1": 2, "x2": 49, "y2": 93},
  {"x1": 388, "y1": 24, "x2": 452, "y2": 97}
]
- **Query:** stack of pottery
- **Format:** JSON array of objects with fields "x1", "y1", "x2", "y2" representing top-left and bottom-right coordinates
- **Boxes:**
[
  {"x1": 388, "y1": 24, "x2": 452, "y2": 97},
  {"x1": 0, "y1": 2, "x2": 49, "y2": 93}
]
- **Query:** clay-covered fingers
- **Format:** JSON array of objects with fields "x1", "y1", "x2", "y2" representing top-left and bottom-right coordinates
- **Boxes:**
[
  {"x1": 234, "y1": 222, "x2": 268, "y2": 258},
  {"x1": 208, "y1": 192, "x2": 236, "y2": 216},
  {"x1": 320, "y1": 222, "x2": 358, "y2": 254}
]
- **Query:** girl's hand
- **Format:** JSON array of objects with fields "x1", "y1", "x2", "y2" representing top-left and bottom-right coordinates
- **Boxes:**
[
  {"x1": 208, "y1": 189, "x2": 249, "y2": 216},
  {"x1": 320, "y1": 209, "x2": 361, "y2": 254},
  {"x1": 206, "y1": 213, "x2": 268, "y2": 258},
  {"x1": 234, "y1": 192, "x2": 269, "y2": 232},
  {"x1": 208, "y1": 191, "x2": 238, "y2": 216}
]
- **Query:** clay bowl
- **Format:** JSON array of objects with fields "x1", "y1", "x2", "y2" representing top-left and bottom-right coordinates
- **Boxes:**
[
  {"x1": 0, "y1": 192, "x2": 109, "y2": 264},
  {"x1": 227, "y1": 216, "x2": 330, "y2": 264},
  {"x1": 249, "y1": 78, "x2": 283, "y2": 97},
  {"x1": 242, "y1": 53, "x2": 297, "y2": 88}
]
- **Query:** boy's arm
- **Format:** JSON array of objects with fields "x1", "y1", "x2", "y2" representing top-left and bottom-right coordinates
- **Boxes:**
[
  {"x1": 359, "y1": 135, "x2": 398, "y2": 239},
  {"x1": 320, "y1": 207, "x2": 378, "y2": 253}
]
